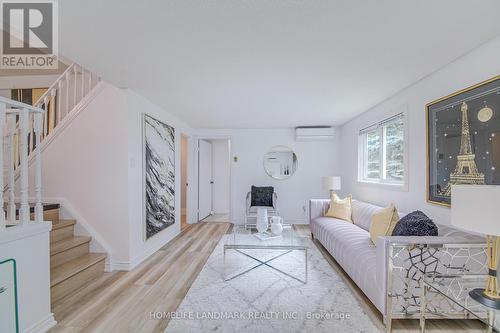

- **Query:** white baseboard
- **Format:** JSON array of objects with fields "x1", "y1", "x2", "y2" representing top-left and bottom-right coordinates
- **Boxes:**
[
  {"x1": 24, "y1": 313, "x2": 56, "y2": 333},
  {"x1": 108, "y1": 250, "x2": 157, "y2": 271},
  {"x1": 108, "y1": 260, "x2": 133, "y2": 271}
]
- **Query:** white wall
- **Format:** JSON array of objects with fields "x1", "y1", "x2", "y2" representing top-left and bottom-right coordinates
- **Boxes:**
[
  {"x1": 33, "y1": 82, "x2": 130, "y2": 264},
  {"x1": 20, "y1": 80, "x2": 197, "y2": 270},
  {"x1": 196, "y1": 129, "x2": 340, "y2": 224},
  {"x1": 210, "y1": 139, "x2": 230, "y2": 214},
  {"x1": 339, "y1": 35, "x2": 500, "y2": 225}
]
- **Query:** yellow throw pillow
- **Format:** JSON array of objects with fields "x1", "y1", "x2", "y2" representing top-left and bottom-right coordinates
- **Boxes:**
[
  {"x1": 325, "y1": 193, "x2": 352, "y2": 222},
  {"x1": 369, "y1": 204, "x2": 399, "y2": 245}
]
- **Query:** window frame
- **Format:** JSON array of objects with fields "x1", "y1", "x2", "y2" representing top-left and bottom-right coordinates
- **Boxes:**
[{"x1": 357, "y1": 112, "x2": 408, "y2": 191}]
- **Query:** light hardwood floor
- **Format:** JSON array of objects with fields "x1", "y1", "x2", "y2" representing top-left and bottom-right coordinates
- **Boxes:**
[
  {"x1": 50, "y1": 223, "x2": 484, "y2": 333},
  {"x1": 200, "y1": 213, "x2": 230, "y2": 223},
  {"x1": 49, "y1": 222, "x2": 230, "y2": 333}
]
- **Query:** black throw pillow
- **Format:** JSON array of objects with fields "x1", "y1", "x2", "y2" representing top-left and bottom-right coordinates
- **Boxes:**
[
  {"x1": 250, "y1": 186, "x2": 274, "y2": 207},
  {"x1": 391, "y1": 210, "x2": 439, "y2": 237}
]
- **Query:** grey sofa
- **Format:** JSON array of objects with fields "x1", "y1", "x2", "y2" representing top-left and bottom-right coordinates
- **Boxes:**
[{"x1": 309, "y1": 199, "x2": 487, "y2": 332}]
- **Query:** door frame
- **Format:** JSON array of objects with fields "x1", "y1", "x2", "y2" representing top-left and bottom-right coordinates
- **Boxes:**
[
  {"x1": 180, "y1": 132, "x2": 192, "y2": 227},
  {"x1": 197, "y1": 138, "x2": 213, "y2": 221},
  {"x1": 193, "y1": 135, "x2": 232, "y2": 223}
]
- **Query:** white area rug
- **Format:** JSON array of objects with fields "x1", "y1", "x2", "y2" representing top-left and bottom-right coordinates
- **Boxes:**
[{"x1": 165, "y1": 234, "x2": 381, "y2": 333}]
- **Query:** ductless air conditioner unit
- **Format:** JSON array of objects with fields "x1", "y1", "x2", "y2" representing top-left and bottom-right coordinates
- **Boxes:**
[{"x1": 295, "y1": 126, "x2": 336, "y2": 141}]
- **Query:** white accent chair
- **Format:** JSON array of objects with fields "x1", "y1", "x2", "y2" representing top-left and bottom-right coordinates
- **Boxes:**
[{"x1": 244, "y1": 191, "x2": 279, "y2": 229}]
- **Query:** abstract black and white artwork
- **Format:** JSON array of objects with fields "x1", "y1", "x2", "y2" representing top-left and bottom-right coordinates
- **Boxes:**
[{"x1": 143, "y1": 114, "x2": 175, "y2": 239}]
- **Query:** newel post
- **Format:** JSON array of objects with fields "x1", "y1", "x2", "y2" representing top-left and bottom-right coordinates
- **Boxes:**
[
  {"x1": 34, "y1": 113, "x2": 43, "y2": 223},
  {"x1": 0, "y1": 102, "x2": 5, "y2": 231},
  {"x1": 19, "y1": 108, "x2": 30, "y2": 224}
]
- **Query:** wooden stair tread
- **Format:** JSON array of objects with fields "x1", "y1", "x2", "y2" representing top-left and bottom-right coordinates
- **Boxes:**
[
  {"x1": 51, "y1": 236, "x2": 91, "y2": 255},
  {"x1": 52, "y1": 219, "x2": 76, "y2": 230},
  {"x1": 51, "y1": 253, "x2": 106, "y2": 286}
]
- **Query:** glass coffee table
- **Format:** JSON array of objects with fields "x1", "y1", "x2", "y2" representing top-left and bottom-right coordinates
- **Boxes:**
[
  {"x1": 421, "y1": 274, "x2": 500, "y2": 332},
  {"x1": 224, "y1": 224, "x2": 308, "y2": 283}
]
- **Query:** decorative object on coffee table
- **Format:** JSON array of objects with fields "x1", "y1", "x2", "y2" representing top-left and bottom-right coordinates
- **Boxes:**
[
  {"x1": 270, "y1": 216, "x2": 283, "y2": 235},
  {"x1": 452, "y1": 184, "x2": 500, "y2": 309},
  {"x1": 322, "y1": 176, "x2": 341, "y2": 196},
  {"x1": 256, "y1": 207, "x2": 269, "y2": 233}
]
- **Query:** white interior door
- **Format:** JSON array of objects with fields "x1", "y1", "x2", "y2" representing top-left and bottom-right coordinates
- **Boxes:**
[{"x1": 198, "y1": 139, "x2": 213, "y2": 220}]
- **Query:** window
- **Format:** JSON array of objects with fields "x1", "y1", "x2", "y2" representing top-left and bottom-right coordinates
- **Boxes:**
[{"x1": 358, "y1": 113, "x2": 406, "y2": 186}]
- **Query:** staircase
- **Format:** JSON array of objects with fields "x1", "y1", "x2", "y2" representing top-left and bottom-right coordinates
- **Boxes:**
[
  {"x1": 0, "y1": 67, "x2": 107, "y2": 324},
  {"x1": 44, "y1": 204, "x2": 106, "y2": 304}
]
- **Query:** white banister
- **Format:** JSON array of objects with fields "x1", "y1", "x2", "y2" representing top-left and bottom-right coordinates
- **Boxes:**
[
  {"x1": 34, "y1": 113, "x2": 43, "y2": 223},
  {"x1": 18, "y1": 108, "x2": 30, "y2": 224},
  {"x1": 81, "y1": 65, "x2": 85, "y2": 101},
  {"x1": 0, "y1": 64, "x2": 99, "y2": 231},
  {"x1": 6, "y1": 115, "x2": 16, "y2": 221},
  {"x1": 43, "y1": 96, "x2": 49, "y2": 137},
  {"x1": 65, "y1": 71, "x2": 70, "y2": 118},
  {"x1": 0, "y1": 101, "x2": 5, "y2": 231},
  {"x1": 57, "y1": 80, "x2": 62, "y2": 124},
  {"x1": 7, "y1": 63, "x2": 99, "y2": 174},
  {"x1": 73, "y1": 65, "x2": 78, "y2": 108},
  {"x1": 89, "y1": 72, "x2": 92, "y2": 93},
  {"x1": 28, "y1": 113, "x2": 34, "y2": 153}
]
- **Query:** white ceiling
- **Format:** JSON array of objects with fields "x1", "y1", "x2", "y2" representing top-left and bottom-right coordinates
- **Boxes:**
[{"x1": 59, "y1": 1, "x2": 500, "y2": 128}]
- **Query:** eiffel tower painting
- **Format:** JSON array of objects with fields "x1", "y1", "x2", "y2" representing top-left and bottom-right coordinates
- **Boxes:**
[{"x1": 441, "y1": 102, "x2": 485, "y2": 196}]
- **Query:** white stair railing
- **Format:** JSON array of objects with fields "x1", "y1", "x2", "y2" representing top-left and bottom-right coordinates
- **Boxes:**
[
  {"x1": 0, "y1": 97, "x2": 45, "y2": 231},
  {"x1": 10, "y1": 63, "x2": 100, "y2": 169}
]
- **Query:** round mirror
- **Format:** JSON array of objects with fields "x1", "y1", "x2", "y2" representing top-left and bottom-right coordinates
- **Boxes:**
[{"x1": 263, "y1": 146, "x2": 298, "y2": 180}]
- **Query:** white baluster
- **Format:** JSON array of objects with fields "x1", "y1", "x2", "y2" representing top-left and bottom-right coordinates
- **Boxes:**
[
  {"x1": 81, "y1": 65, "x2": 85, "y2": 101},
  {"x1": 43, "y1": 96, "x2": 49, "y2": 137},
  {"x1": 6, "y1": 115, "x2": 16, "y2": 222},
  {"x1": 44, "y1": 95, "x2": 49, "y2": 135},
  {"x1": 29, "y1": 113, "x2": 34, "y2": 154},
  {"x1": 0, "y1": 102, "x2": 5, "y2": 231},
  {"x1": 49, "y1": 89, "x2": 56, "y2": 133},
  {"x1": 88, "y1": 71, "x2": 93, "y2": 91},
  {"x1": 19, "y1": 108, "x2": 30, "y2": 224},
  {"x1": 49, "y1": 88, "x2": 57, "y2": 130},
  {"x1": 57, "y1": 81, "x2": 62, "y2": 124},
  {"x1": 73, "y1": 65, "x2": 77, "y2": 107},
  {"x1": 65, "y1": 71, "x2": 70, "y2": 118},
  {"x1": 34, "y1": 113, "x2": 43, "y2": 223}
]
